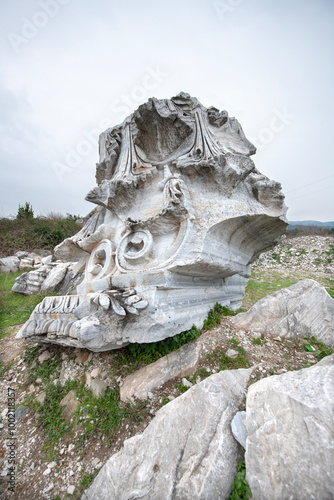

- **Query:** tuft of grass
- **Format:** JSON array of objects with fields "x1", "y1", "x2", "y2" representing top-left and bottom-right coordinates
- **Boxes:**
[
  {"x1": 36, "y1": 380, "x2": 78, "y2": 456},
  {"x1": 251, "y1": 338, "x2": 262, "y2": 346},
  {"x1": 229, "y1": 461, "x2": 252, "y2": 499},
  {"x1": 220, "y1": 346, "x2": 250, "y2": 371},
  {"x1": 175, "y1": 382, "x2": 190, "y2": 393},
  {"x1": 23, "y1": 346, "x2": 62, "y2": 385},
  {"x1": 305, "y1": 336, "x2": 333, "y2": 361},
  {"x1": 76, "y1": 384, "x2": 148, "y2": 446},
  {"x1": 127, "y1": 325, "x2": 202, "y2": 364}
]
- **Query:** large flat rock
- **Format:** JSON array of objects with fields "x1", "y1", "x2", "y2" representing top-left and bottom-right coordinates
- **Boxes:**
[
  {"x1": 232, "y1": 279, "x2": 334, "y2": 347},
  {"x1": 245, "y1": 355, "x2": 334, "y2": 500},
  {"x1": 82, "y1": 368, "x2": 252, "y2": 500}
]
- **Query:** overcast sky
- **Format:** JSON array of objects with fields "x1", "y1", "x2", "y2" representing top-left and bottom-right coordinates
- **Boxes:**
[{"x1": 0, "y1": 0, "x2": 333, "y2": 221}]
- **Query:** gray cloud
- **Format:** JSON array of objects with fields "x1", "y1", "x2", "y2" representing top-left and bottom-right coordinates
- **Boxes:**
[{"x1": 0, "y1": 0, "x2": 333, "y2": 220}]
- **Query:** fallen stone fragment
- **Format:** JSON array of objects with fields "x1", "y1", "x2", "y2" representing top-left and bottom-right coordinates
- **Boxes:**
[
  {"x1": 231, "y1": 411, "x2": 247, "y2": 449},
  {"x1": 91, "y1": 379, "x2": 107, "y2": 398},
  {"x1": 15, "y1": 405, "x2": 30, "y2": 421},
  {"x1": 60, "y1": 390, "x2": 79, "y2": 424},
  {"x1": 120, "y1": 340, "x2": 201, "y2": 401},
  {"x1": 245, "y1": 354, "x2": 334, "y2": 500},
  {"x1": 38, "y1": 350, "x2": 51, "y2": 363},
  {"x1": 0, "y1": 256, "x2": 20, "y2": 273},
  {"x1": 232, "y1": 279, "x2": 334, "y2": 347},
  {"x1": 82, "y1": 368, "x2": 251, "y2": 500},
  {"x1": 226, "y1": 348, "x2": 239, "y2": 359},
  {"x1": 41, "y1": 262, "x2": 69, "y2": 291}
]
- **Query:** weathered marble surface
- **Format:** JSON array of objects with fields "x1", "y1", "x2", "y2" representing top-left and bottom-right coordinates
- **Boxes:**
[
  {"x1": 82, "y1": 368, "x2": 251, "y2": 500},
  {"x1": 17, "y1": 92, "x2": 287, "y2": 351},
  {"x1": 246, "y1": 355, "x2": 334, "y2": 499},
  {"x1": 232, "y1": 279, "x2": 334, "y2": 347}
]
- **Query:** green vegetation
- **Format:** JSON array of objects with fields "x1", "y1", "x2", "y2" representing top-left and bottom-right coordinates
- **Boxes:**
[
  {"x1": 175, "y1": 382, "x2": 190, "y2": 393},
  {"x1": 127, "y1": 324, "x2": 202, "y2": 364},
  {"x1": 0, "y1": 204, "x2": 81, "y2": 256},
  {"x1": 17, "y1": 202, "x2": 34, "y2": 220},
  {"x1": 243, "y1": 269, "x2": 334, "y2": 309},
  {"x1": 229, "y1": 461, "x2": 252, "y2": 500},
  {"x1": 220, "y1": 346, "x2": 250, "y2": 371},
  {"x1": 23, "y1": 345, "x2": 62, "y2": 384},
  {"x1": 251, "y1": 338, "x2": 262, "y2": 345},
  {"x1": 0, "y1": 271, "x2": 48, "y2": 337},
  {"x1": 305, "y1": 336, "x2": 334, "y2": 361},
  {"x1": 37, "y1": 381, "x2": 77, "y2": 453},
  {"x1": 76, "y1": 384, "x2": 148, "y2": 446}
]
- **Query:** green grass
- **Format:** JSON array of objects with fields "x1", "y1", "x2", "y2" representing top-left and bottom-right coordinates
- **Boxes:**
[
  {"x1": 23, "y1": 345, "x2": 63, "y2": 384},
  {"x1": 229, "y1": 461, "x2": 252, "y2": 499},
  {"x1": 36, "y1": 380, "x2": 78, "y2": 456},
  {"x1": 76, "y1": 384, "x2": 148, "y2": 446},
  {"x1": 243, "y1": 269, "x2": 334, "y2": 308},
  {"x1": 305, "y1": 335, "x2": 334, "y2": 361},
  {"x1": 0, "y1": 271, "x2": 47, "y2": 336}
]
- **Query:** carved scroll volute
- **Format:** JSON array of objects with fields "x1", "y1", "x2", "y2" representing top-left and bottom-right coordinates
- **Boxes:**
[{"x1": 84, "y1": 239, "x2": 115, "y2": 283}]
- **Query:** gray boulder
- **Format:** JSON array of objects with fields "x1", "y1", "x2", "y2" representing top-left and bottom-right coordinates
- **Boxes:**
[
  {"x1": 0, "y1": 256, "x2": 20, "y2": 273},
  {"x1": 245, "y1": 354, "x2": 334, "y2": 500},
  {"x1": 232, "y1": 279, "x2": 334, "y2": 347},
  {"x1": 82, "y1": 368, "x2": 251, "y2": 500}
]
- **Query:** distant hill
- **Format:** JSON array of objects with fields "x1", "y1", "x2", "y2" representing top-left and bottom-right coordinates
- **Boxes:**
[{"x1": 288, "y1": 220, "x2": 334, "y2": 229}]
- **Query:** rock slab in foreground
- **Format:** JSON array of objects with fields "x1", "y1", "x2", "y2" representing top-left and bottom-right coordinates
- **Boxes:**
[
  {"x1": 120, "y1": 338, "x2": 201, "y2": 401},
  {"x1": 246, "y1": 354, "x2": 334, "y2": 500},
  {"x1": 82, "y1": 368, "x2": 251, "y2": 500},
  {"x1": 232, "y1": 279, "x2": 334, "y2": 347}
]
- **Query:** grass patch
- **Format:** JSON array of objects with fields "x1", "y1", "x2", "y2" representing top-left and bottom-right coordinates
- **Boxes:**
[
  {"x1": 76, "y1": 384, "x2": 148, "y2": 446},
  {"x1": 220, "y1": 346, "x2": 250, "y2": 371},
  {"x1": 305, "y1": 336, "x2": 334, "y2": 361},
  {"x1": 125, "y1": 324, "x2": 202, "y2": 366},
  {"x1": 23, "y1": 346, "x2": 63, "y2": 385},
  {"x1": 229, "y1": 461, "x2": 252, "y2": 499},
  {"x1": 36, "y1": 380, "x2": 78, "y2": 456},
  {"x1": 243, "y1": 269, "x2": 334, "y2": 309},
  {"x1": 0, "y1": 271, "x2": 47, "y2": 336},
  {"x1": 175, "y1": 382, "x2": 190, "y2": 394}
]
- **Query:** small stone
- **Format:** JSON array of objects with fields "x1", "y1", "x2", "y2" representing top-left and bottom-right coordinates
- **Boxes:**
[
  {"x1": 91, "y1": 379, "x2": 107, "y2": 398},
  {"x1": 226, "y1": 349, "x2": 239, "y2": 359},
  {"x1": 75, "y1": 350, "x2": 90, "y2": 364},
  {"x1": 38, "y1": 351, "x2": 51, "y2": 363},
  {"x1": 252, "y1": 332, "x2": 262, "y2": 339},
  {"x1": 15, "y1": 405, "x2": 30, "y2": 421},
  {"x1": 48, "y1": 461, "x2": 57, "y2": 469},
  {"x1": 67, "y1": 485, "x2": 75, "y2": 495},
  {"x1": 43, "y1": 468, "x2": 51, "y2": 476},
  {"x1": 273, "y1": 336, "x2": 282, "y2": 342},
  {"x1": 181, "y1": 378, "x2": 193, "y2": 388},
  {"x1": 43, "y1": 482, "x2": 54, "y2": 493},
  {"x1": 90, "y1": 367, "x2": 100, "y2": 378},
  {"x1": 37, "y1": 391, "x2": 46, "y2": 405},
  {"x1": 60, "y1": 390, "x2": 79, "y2": 424},
  {"x1": 85, "y1": 372, "x2": 92, "y2": 387},
  {"x1": 231, "y1": 411, "x2": 247, "y2": 449}
]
